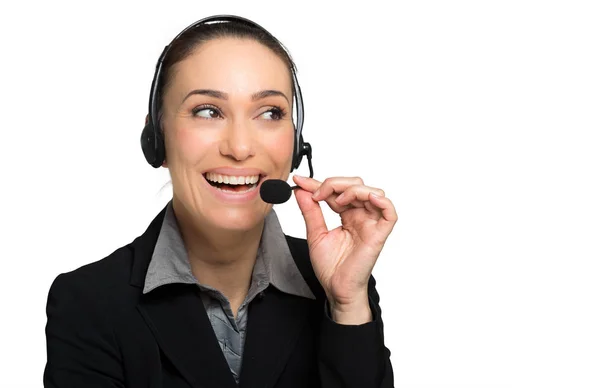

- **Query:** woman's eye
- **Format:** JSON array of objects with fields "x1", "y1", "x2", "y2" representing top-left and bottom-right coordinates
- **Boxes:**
[
  {"x1": 260, "y1": 108, "x2": 284, "y2": 120},
  {"x1": 193, "y1": 107, "x2": 221, "y2": 119}
]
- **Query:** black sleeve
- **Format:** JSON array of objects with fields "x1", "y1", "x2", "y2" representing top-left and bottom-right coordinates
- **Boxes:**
[
  {"x1": 43, "y1": 273, "x2": 125, "y2": 388},
  {"x1": 318, "y1": 276, "x2": 394, "y2": 388}
]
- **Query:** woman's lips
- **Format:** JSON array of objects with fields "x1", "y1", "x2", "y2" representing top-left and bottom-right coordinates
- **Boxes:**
[{"x1": 201, "y1": 173, "x2": 266, "y2": 203}]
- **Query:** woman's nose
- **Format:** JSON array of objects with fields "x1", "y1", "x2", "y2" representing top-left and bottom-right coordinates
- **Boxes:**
[{"x1": 218, "y1": 119, "x2": 255, "y2": 161}]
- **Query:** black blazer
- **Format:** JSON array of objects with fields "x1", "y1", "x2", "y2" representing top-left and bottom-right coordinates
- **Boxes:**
[{"x1": 44, "y1": 205, "x2": 394, "y2": 388}]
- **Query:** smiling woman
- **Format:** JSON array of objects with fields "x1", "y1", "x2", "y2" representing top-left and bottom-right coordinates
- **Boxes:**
[
  {"x1": 43, "y1": 15, "x2": 396, "y2": 388},
  {"x1": 160, "y1": 34, "x2": 295, "y2": 233}
]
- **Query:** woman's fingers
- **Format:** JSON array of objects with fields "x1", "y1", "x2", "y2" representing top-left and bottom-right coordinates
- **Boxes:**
[
  {"x1": 311, "y1": 177, "x2": 366, "y2": 201},
  {"x1": 334, "y1": 184, "x2": 385, "y2": 206},
  {"x1": 367, "y1": 192, "x2": 399, "y2": 233},
  {"x1": 292, "y1": 175, "x2": 322, "y2": 193},
  {"x1": 293, "y1": 175, "x2": 386, "y2": 214},
  {"x1": 292, "y1": 188, "x2": 329, "y2": 243}
]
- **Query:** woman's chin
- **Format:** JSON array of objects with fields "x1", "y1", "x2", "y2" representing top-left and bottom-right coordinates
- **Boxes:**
[{"x1": 205, "y1": 207, "x2": 265, "y2": 232}]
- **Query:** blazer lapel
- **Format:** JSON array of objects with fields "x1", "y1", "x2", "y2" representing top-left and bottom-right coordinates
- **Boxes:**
[
  {"x1": 238, "y1": 287, "x2": 313, "y2": 388},
  {"x1": 137, "y1": 285, "x2": 237, "y2": 388},
  {"x1": 130, "y1": 205, "x2": 236, "y2": 388}
]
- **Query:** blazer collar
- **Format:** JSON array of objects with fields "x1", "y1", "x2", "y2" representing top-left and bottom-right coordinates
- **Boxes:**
[
  {"x1": 141, "y1": 200, "x2": 315, "y2": 300},
  {"x1": 129, "y1": 203, "x2": 167, "y2": 289}
]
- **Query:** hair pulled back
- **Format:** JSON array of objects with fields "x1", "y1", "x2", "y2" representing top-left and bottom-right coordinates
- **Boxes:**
[{"x1": 157, "y1": 20, "x2": 297, "y2": 118}]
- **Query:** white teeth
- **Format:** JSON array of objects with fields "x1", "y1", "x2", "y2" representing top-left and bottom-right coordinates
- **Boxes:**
[{"x1": 206, "y1": 173, "x2": 260, "y2": 185}]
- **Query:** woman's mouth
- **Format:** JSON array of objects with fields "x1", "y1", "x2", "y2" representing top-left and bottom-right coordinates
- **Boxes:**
[{"x1": 203, "y1": 172, "x2": 265, "y2": 194}]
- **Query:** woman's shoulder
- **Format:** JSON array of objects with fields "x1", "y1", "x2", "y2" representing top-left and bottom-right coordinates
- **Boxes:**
[
  {"x1": 47, "y1": 242, "x2": 137, "y2": 308},
  {"x1": 48, "y1": 206, "x2": 166, "y2": 300}
]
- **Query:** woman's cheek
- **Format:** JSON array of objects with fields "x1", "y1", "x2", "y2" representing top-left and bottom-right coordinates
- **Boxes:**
[
  {"x1": 175, "y1": 127, "x2": 214, "y2": 163},
  {"x1": 262, "y1": 128, "x2": 294, "y2": 160}
]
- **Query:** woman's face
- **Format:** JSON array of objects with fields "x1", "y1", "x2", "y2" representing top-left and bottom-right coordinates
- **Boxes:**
[{"x1": 161, "y1": 37, "x2": 294, "y2": 232}]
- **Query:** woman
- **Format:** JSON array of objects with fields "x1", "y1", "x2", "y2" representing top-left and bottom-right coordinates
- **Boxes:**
[{"x1": 44, "y1": 15, "x2": 397, "y2": 388}]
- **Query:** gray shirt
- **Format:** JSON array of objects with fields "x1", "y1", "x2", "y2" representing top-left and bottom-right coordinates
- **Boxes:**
[{"x1": 143, "y1": 201, "x2": 315, "y2": 383}]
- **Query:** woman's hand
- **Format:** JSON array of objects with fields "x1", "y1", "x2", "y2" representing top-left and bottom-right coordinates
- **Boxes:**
[{"x1": 292, "y1": 175, "x2": 398, "y2": 325}]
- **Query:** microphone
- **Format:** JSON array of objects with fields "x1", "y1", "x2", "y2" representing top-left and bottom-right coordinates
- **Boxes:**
[{"x1": 260, "y1": 179, "x2": 299, "y2": 204}]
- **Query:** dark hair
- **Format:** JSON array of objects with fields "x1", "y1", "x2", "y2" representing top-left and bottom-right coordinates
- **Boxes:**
[{"x1": 157, "y1": 20, "x2": 297, "y2": 122}]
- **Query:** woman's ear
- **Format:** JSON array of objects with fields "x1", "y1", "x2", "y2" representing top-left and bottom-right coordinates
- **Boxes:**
[{"x1": 145, "y1": 114, "x2": 149, "y2": 124}]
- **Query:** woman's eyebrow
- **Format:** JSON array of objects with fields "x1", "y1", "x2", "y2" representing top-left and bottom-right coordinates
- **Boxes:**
[
  {"x1": 182, "y1": 89, "x2": 289, "y2": 104},
  {"x1": 251, "y1": 90, "x2": 289, "y2": 104},
  {"x1": 182, "y1": 89, "x2": 226, "y2": 102}
]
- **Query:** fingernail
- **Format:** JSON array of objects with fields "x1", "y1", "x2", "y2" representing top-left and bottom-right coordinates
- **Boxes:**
[
  {"x1": 312, "y1": 189, "x2": 320, "y2": 199},
  {"x1": 294, "y1": 174, "x2": 307, "y2": 179}
]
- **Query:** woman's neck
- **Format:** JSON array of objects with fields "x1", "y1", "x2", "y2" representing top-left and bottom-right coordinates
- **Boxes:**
[{"x1": 172, "y1": 198, "x2": 264, "y2": 308}]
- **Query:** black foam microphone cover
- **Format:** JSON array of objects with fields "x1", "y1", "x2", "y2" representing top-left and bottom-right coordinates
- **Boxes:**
[{"x1": 260, "y1": 179, "x2": 294, "y2": 204}]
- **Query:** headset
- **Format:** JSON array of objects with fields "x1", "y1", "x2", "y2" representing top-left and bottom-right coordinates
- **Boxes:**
[{"x1": 140, "y1": 15, "x2": 313, "y2": 177}]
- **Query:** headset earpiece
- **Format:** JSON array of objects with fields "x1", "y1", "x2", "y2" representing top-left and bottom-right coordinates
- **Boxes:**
[
  {"x1": 291, "y1": 132, "x2": 313, "y2": 177},
  {"x1": 301, "y1": 139, "x2": 312, "y2": 161},
  {"x1": 291, "y1": 133, "x2": 304, "y2": 170},
  {"x1": 141, "y1": 121, "x2": 165, "y2": 168},
  {"x1": 291, "y1": 129, "x2": 299, "y2": 172}
]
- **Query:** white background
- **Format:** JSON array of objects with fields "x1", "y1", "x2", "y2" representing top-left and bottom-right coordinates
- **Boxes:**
[{"x1": 1, "y1": 0, "x2": 599, "y2": 387}]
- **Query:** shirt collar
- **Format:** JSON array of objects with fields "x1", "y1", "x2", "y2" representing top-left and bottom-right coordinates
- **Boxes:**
[{"x1": 143, "y1": 200, "x2": 315, "y2": 300}]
